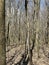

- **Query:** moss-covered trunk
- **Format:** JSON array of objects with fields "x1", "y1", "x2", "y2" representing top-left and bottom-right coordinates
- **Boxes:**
[{"x1": 0, "y1": 0, "x2": 5, "y2": 65}]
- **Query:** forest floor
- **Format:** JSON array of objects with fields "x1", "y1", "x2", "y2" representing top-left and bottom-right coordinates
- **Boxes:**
[
  {"x1": 32, "y1": 44, "x2": 49, "y2": 65},
  {"x1": 6, "y1": 44, "x2": 25, "y2": 65},
  {"x1": 6, "y1": 44, "x2": 49, "y2": 65}
]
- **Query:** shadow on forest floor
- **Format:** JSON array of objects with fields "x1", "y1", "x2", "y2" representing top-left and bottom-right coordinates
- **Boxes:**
[{"x1": 15, "y1": 54, "x2": 29, "y2": 65}]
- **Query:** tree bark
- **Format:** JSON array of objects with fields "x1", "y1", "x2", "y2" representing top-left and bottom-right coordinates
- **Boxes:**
[
  {"x1": 45, "y1": 0, "x2": 49, "y2": 45},
  {"x1": 25, "y1": 0, "x2": 33, "y2": 65},
  {"x1": 34, "y1": 0, "x2": 40, "y2": 58},
  {"x1": 0, "y1": 0, "x2": 5, "y2": 65}
]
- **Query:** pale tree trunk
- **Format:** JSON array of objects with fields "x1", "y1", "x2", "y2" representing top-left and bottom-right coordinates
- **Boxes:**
[
  {"x1": 25, "y1": 0, "x2": 33, "y2": 65},
  {"x1": 0, "y1": 0, "x2": 5, "y2": 65},
  {"x1": 34, "y1": 0, "x2": 40, "y2": 58},
  {"x1": 5, "y1": 0, "x2": 11, "y2": 47},
  {"x1": 27, "y1": 22, "x2": 33, "y2": 65},
  {"x1": 17, "y1": 2, "x2": 21, "y2": 44},
  {"x1": 27, "y1": 22, "x2": 30, "y2": 65}
]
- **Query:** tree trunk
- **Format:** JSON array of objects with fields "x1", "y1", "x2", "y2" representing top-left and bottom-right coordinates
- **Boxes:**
[
  {"x1": 45, "y1": 0, "x2": 49, "y2": 45},
  {"x1": 0, "y1": 0, "x2": 5, "y2": 65},
  {"x1": 47, "y1": 6, "x2": 49, "y2": 45},
  {"x1": 47, "y1": 8, "x2": 49, "y2": 45},
  {"x1": 25, "y1": 0, "x2": 33, "y2": 65},
  {"x1": 34, "y1": 0, "x2": 40, "y2": 58}
]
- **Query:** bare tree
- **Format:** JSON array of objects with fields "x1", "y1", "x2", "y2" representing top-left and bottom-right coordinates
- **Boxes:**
[
  {"x1": 33, "y1": 0, "x2": 40, "y2": 58},
  {"x1": 25, "y1": 0, "x2": 33, "y2": 65}
]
